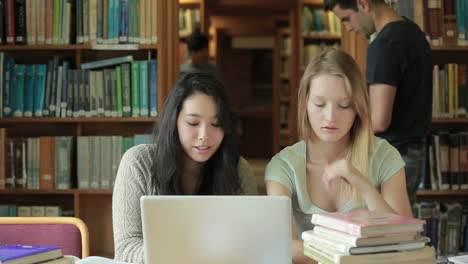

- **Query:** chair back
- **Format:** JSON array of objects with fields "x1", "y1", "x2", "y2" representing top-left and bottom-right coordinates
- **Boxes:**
[{"x1": 0, "y1": 217, "x2": 90, "y2": 258}]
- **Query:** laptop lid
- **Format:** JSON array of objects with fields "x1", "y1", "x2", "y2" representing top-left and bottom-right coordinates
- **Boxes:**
[{"x1": 141, "y1": 196, "x2": 292, "y2": 264}]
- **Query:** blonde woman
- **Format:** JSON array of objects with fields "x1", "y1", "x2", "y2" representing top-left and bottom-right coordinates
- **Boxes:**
[{"x1": 265, "y1": 49, "x2": 412, "y2": 264}]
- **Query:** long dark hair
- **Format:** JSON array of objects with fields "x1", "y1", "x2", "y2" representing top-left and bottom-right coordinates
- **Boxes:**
[{"x1": 151, "y1": 73, "x2": 242, "y2": 195}]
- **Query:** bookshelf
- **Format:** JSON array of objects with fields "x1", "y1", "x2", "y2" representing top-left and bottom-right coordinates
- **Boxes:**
[
  {"x1": 273, "y1": 26, "x2": 292, "y2": 153},
  {"x1": 271, "y1": 0, "x2": 342, "y2": 152},
  {"x1": 0, "y1": 0, "x2": 179, "y2": 258}
]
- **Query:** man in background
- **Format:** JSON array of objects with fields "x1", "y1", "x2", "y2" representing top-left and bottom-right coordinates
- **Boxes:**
[
  {"x1": 325, "y1": 0, "x2": 432, "y2": 205},
  {"x1": 180, "y1": 31, "x2": 219, "y2": 78}
]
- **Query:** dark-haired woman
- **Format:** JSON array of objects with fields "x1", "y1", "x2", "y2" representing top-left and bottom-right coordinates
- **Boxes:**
[{"x1": 112, "y1": 73, "x2": 258, "y2": 263}]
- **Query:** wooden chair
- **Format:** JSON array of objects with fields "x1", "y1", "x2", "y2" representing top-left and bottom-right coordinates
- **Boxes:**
[{"x1": 0, "y1": 217, "x2": 90, "y2": 258}]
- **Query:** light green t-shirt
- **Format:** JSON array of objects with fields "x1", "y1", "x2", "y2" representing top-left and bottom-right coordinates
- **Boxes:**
[{"x1": 264, "y1": 136, "x2": 405, "y2": 238}]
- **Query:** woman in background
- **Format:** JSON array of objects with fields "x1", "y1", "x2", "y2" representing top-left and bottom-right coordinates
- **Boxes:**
[
  {"x1": 265, "y1": 49, "x2": 412, "y2": 264},
  {"x1": 113, "y1": 73, "x2": 258, "y2": 263}
]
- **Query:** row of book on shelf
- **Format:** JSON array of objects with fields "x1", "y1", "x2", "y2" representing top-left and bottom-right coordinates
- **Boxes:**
[
  {"x1": 0, "y1": 130, "x2": 152, "y2": 190},
  {"x1": 432, "y1": 64, "x2": 468, "y2": 118},
  {"x1": 0, "y1": 53, "x2": 158, "y2": 118},
  {"x1": 0, "y1": 0, "x2": 157, "y2": 45},
  {"x1": 421, "y1": 0, "x2": 468, "y2": 46},
  {"x1": 301, "y1": 6, "x2": 341, "y2": 36},
  {"x1": 0, "y1": 204, "x2": 68, "y2": 217},
  {"x1": 0, "y1": 245, "x2": 74, "y2": 264},
  {"x1": 302, "y1": 210, "x2": 435, "y2": 264},
  {"x1": 413, "y1": 201, "x2": 468, "y2": 258},
  {"x1": 428, "y1": 132, "x2": 468, "y2": 191},
  {"x1": 386, "y1": 0, "x2": 468, "y2": 47}
]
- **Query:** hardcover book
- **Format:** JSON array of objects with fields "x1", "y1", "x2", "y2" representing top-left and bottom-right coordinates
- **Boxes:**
[
  {"x1": 311, "y1": 211, "x2": 425, "y2": 237},
  {"x1": 0, "y1": 245, "x2": 62, "y2": 264}
]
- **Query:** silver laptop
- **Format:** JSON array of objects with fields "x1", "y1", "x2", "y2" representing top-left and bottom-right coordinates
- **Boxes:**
[{"x1": 141, "y1": 196, "x2": 292, "y2": 264}]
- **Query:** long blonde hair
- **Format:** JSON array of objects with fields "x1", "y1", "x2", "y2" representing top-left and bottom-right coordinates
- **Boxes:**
[{"x1": 297, "y1": 48, "x2": 374, "y2": 204}]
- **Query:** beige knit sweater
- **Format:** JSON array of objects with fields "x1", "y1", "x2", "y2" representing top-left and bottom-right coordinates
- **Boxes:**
[{"x1": 112, "y1": 144, "x2": 258, "y2": 264}]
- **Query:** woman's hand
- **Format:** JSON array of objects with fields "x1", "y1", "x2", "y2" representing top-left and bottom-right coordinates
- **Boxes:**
[{"x1": 322, "y1": 159, "x2": 372, "y2": 194}]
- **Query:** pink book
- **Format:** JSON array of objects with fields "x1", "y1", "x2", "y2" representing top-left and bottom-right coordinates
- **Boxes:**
[{"x1": 311, "y1": 210, "x2": 425, "y2": 237}]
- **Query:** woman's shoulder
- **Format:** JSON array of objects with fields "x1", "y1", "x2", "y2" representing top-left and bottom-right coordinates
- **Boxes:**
[
  {"x1": 372, "y1": 136, "x2": 399, "y2": 157},
  {"x1": 274, "y1": 141, "x2": 306, "y2": 160},
  {"x1": 121, "y1": 144, "x2": 156, "y2": 167}
]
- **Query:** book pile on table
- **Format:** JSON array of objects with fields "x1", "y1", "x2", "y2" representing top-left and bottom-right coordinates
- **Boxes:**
[
  {"x1": 0, "y1": 245, "x2": 74, "y2": 264},
  {"x1": 302, "y1": 211, "x2": 435, "y2": 264}
]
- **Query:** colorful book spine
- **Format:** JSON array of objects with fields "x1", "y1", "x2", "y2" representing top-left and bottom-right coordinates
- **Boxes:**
[
  {"x1": 45, "y1": 0, "x2": 53, "y2": 44},
  {"x1": 0, "y1": 0, "x2": 4, "y2": 44},
  {"x1": 115, "y1": 66, "x2": 123, "y2": 117},
  {"x1": 14, "y1": 0, "x2": 26, "y2": 44},
  {"x1": 13, "y1": 64, "x2": 25, "y2": 117},
  {"x1": 23, "y1": 64, "x2": 35, "y2": 117},
  {"x1": 149, "y1": 59, "x2": 158, "y2": 117},
  {"x1": 34, "y1": 64, "x2": 47, "y2": 117},
  {"x1": 3, "y1": 58, "x2": 15, "y2": 117},
  {"x1": 131, "y1": 60, "x2": 139, "y2": 117},
  {"x1": 52, "y1": 0, "x2": 60, "y2": 44},
  {"x1": 139, "y1": 60, "x2": 148, "y2": 117},
  {"x1": 119, "y1": 0, "x2": 128, "y2": 43},
  {"x1": 5, "y1": 0, "x2": 16, "y2": 44}
]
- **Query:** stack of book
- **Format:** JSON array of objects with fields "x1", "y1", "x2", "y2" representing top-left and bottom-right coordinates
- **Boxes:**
[
  {"x1": 302, "y1": 211, "x2": 435, "y2": 264},
  {"x1": 0, "y1": 245, "x2": 73, "y2": 264}
]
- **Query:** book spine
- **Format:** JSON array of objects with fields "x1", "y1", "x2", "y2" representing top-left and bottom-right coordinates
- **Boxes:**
[
  {"x1": 3, "y1": 58, "x2": 14, "y2": 117},
  {"x1": 131, "y1": 60, "x2": 139, "y2": 116},
  {"x1": 52, "y1": 0, "x2": 60, "y2": 44},
  {"x1": 76, "y1": 0, "x2": 83, "y2": 43},
  {"x1": 13, "y1": 64, "x2": 25, "y2": 118},
  {"x1": 37, "y1": 0, "x2": 45, "y2": 44},
  {"x1": 5, "y1": 0, "x2": 15, "y2": 44},
  {"x1": 150, "y1": 0, "x2": 156, "y2": 44},
  {"x1": 45, "y1": 0, "x2": 53, "y2": 44},
  {"x1": 119, "y1": 0, "x2": 128, "y2": 43},
  {"x1": 54, "y1": 136, "x2": 72, "y2": 189},
  {"x1": 34, "y1": 64, "x2": 47, "y2": 117},
  {"x1": 77, "y1": 136, "x2": 90, "y2": 189},
  {"x1": 96, "y1": 0, "x2": 103, "y2": 43},
  {"x1": 110, "y1": 68, "x2": 117, "y2": 116},
  {"x1": 23, "y1": 64, "x2": 34, "y2": 117},
  {"x1": 139, "y1": 60, "x2": 148, "y2": 117},
  {"x1": 0, "y1": 0, "x2": 4, "y2": 44},
  {"x1": 14, "y1": 0, "x2": 26, "y2": 44},
  {"x1": 115, "y1": 66, "x2": 123, "y2": 117},
  {"x1": 80, "y1": 55, "x2": 133, "y2": 70},
  {"x1": 121, "y1": 63, "x2": 131, "y2": 117},
  {"x1": 149, "y1": 59, "x2": 157, "y2": 117},
  {"x1": 39, "y1": 136, "x2": 55, "y2": 190}
]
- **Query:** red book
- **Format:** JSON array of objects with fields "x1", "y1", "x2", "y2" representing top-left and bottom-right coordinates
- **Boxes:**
[
  {"x1": 311, "y1": 210, "x2": 425, "y2": 237},
  {"x1": 4, "y1": 0, "x2": 15, "y2": 45}
]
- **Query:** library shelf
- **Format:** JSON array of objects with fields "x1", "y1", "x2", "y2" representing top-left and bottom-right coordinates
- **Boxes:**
[
  {"x1": 416, "y1": 190, "x2": 468, "y2": 196},
  {"x1": 432, "y1": 118, "x2": 468, "y2": 124},
  {"x1": 0, "y1": 117, "x2": 157, "y2": 124},
  {"x1": 431, "y1": 45, "x2": 468, "y2": 51},
  {"x1": 0, "y1": 189, "x2": 113, "y2": 195},
  {"x1": 0, "y1": 45, "x2": 158, "y2": 51},
  {"x1": 302, "y1": 35, "x2": 341, "y2": 41}
]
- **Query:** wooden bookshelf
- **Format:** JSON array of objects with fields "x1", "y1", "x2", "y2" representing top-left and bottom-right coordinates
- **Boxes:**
[
  {"x1": 0, "y1": 0, "x2": 179, "y2": 258},
  {"x1": 432, "y1": 118, "x2": 468, "y2": 124}
]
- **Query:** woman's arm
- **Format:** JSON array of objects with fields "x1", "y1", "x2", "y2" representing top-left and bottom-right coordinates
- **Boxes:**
[
  {"x1": 323, "y1": 160, "x2": 412, "y2": 217},
  {"x1": 112, "y1": 147, "x2": 150, "y2": 264},
  {"x1": 266, "y1": 181, "x2": 316, "y2": 264}
]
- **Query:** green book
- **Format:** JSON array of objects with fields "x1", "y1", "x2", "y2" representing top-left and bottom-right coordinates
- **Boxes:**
[
  {"x1": 131, "y1": 61, "x2": 140, "y2": 117},
  {"x1": 116, "y1": 66, "x2": 123, "y2": 117},
  {"x1": 52, "y1": 0, "x2": 61, "y2": 44}
]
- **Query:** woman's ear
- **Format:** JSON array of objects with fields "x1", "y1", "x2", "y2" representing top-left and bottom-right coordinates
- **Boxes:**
[{"x1": 356, "y1": 0, "x2": 371, "y2": 12}]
